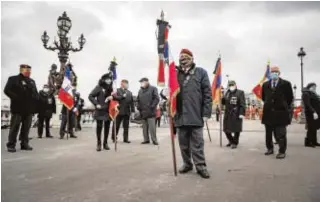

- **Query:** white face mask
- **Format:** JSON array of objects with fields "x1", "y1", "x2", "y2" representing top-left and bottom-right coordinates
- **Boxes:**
[
  {"x1": 43, "y1": 88, "x2": 49, "y2": 93},
  {"x1": 229, "y1": 86, "x2": 236, "y2": 91},
  {"x1": 310, "y1": 86, "x2": 317, "y2": 93},
  {"x1": 105, "y1": 79, "x2": 112, "y2": 84}
]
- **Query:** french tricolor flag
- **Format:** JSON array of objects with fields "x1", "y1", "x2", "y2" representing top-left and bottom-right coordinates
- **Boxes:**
[{"x1": 58, "y1": 66, "x2": 74, "y2": 110}]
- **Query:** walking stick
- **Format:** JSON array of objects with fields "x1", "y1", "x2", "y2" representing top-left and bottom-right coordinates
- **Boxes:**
[
  {"x1": 219, "y1": 97, "x2": 223, "y2": 147},
  {"x1": 205, "y1": 121, "x2": 212, "y2": 142},
  {"x1": 169, "y1": 117, "x2": 178, "y2": 176}
]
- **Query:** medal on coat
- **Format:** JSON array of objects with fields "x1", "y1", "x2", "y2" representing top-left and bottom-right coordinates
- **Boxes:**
[
  {"x1": 22, "y1": 80, "x2": 27, "y2": 86},
  {"x1": 230, "y1": 96, "x2": 238, "y2": 105}
]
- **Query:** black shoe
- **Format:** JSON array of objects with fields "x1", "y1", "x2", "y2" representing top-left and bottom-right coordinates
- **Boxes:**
[
  {"x1": 276, "y1": 153, "x2": 286, "y2": 159},
  {"x1": 231, "y1": 144, "x2": 237, "y2": 149},
  {"x1": 264, "y1": 149, "x2": 274, "y2": 155},
  {"x1": 46, "y1": 135, "x2": 53, "y2": 138},
  {"x1": 59, "y1": 136, "x2": 64, "y2": 139},
  {"x1": 21, "y1": 144, "x2": 33, "y2": 151},
  {"x1": 38, "y1": 136, "x2": 42, "y2": 139},
  {"x1": 124, "y1": 140, "x2": 131, "y2": 143},
  {"x1": 314, "y1": 142, "x2": 320, "y2": 147},
  {"x1": 103, "y1": 143, "x2": 110, "y2": 150},
  {"x1": 141, "y1": 141, "x2": 150, "y2": 144},
  {"x1": 178, "y1": 165, "x2": 193, "y2": 174},
  {"x1": 7, "y1": 147, "x2": 16, "y2": 153},
  {"x1": 153, "y1": 142, "x2": 159, "y2": 145},
  {"x1": 96, "y1": 144, "x2": 101, "y2": 152},
  {"x1": 226, "y1": 143, "x2": 231, "y2": 147},
  {"x1": 305, "y1": 144, "x2": 316, "y2": 148},
  {"x1": 70, "y1": 135, "x2": 77, "y2": 138},
  {"x1": 197, "y1": 169, "x2": 210, "y2": 179}
]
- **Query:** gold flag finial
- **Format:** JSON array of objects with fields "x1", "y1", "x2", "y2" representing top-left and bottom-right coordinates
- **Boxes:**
[
  {"x1": 267, "y1": 59, "x2": 270, "y2": 65},
  {"x1": 112, "y1": 56, "x2": 117, "y2": 63}
]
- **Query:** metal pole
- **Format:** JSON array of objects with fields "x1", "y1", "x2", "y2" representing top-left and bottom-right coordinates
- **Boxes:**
[
  {"x1": 66, "y1": 109, "x2": 69, "y2": 140},
  {"x1": 299, "y1": 56, "x2": 306, "y2": 124},
  {"x1": 114, "y1": 118, "x2": 117, "y2": 152},
  {"x1": 219, "y1": 95, "x2": 223, "y2": 147}
]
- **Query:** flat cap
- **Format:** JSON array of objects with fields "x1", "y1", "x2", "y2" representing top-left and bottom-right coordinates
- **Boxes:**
[
  {"x1": 20, "y1": 64, "x2": 31, "y2": 69},
  {"x1": 139, "y1": 77, "x2": 149, "y2": 82}
]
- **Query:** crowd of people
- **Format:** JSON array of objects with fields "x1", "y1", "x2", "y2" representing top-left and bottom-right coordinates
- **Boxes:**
[{"x1": 3, "y1": 48, "x2": 320, "y2": 179}]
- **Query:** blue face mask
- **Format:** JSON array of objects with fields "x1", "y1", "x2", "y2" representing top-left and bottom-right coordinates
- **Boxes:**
[{"x1": 270, "y1": 72, "x2": 279, "y2": 80}]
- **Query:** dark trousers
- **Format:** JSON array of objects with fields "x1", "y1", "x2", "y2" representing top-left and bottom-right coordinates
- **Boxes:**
[
  {"x1": 76, "y1": 114, "x2": 82, "y2": 131},
  {"x1": 265, "y1": 125, "x2": 287, "y2": 154},
  {"x1": 306, "y1": 128, "x2": 318, "y2": 144},
  {"x1": 38, "y1": 115, "x2": 51, "y2": 137},
  {"x1": 7, "y1": 113, "x2": 33, "y2": 148},
  {"x1": 216, "y1": 113, "x2": 220, "y2": 122},
  {"x1": 96, "y1": 120, "x2": 111, "y2": 145},
  {"x1": 59, "y1": 113, "x2": 74, "y2": 137},
  {"x1": 225, "y1": 132, "x2": 240, "y2": 145},
  {"x1": 178, "y1": 126, "x2": 207, "y2": 171},
  {"x1": 111, "y1": 115, "x2": 130, "y2": 142},
  {"x1": 155, "y1": 117, "x2": 161, "y2": 127}
]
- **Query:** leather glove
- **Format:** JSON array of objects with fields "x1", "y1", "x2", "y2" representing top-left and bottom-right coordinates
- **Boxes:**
[
  {"x1": 96, "y1": 104, "x2": 101, "y2": 109},
  {"x1": 239, "y1": 115, "x2": 245, "y2": 119},
  {"x1": 203, "y1": 117, "x2": 209, "y2": 123},
  {"x1": 313, "y1": 113, "x2": 318, "y2": 120}
]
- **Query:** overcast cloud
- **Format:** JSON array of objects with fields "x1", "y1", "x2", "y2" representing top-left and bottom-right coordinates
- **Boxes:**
[{"x1": 1, "y1": 1, "x2": 320, "y2": 106}]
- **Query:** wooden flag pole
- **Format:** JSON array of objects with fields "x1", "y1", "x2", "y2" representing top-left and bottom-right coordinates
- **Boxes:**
[
  {"x1": 169, "y1": 117, "x2": 178, "y2": 176},
  {"x1": 205, "y1": 122, "x2": 212, "y2": 142},
  {"x1": 66, "y1": 109, "x2": 69, "y2": 140},
  {"x1": 114, "y1": 118, "x2": 117, "y2": 152},
  {"x1": 219, "y1": 96, "x2": 223, "y2": 147}
]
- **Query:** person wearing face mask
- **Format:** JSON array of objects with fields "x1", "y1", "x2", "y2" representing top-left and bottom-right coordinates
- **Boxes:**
[
  {"x1": 302, "y1": 83, "x2": 320, "y2": 147},
  {"x1": 174, "y1": 48, "x2": 212, "y2": 179},
  {"x1": 4, "y1": 64, "x2": 39, "y2": 152},
  {"x1": 89, "y1": 72, "x2": 119, "y2": 151},
  {"x1": 221, "y1": 80, "x2": 246, "y2": 149},
  {"x1": 111, "y1": 79, "x2": 135, "y2": 143},
  {"x1": 37, "y1": 84, "x2": 56, "y2": 138},
  {"x1": 261, "y1": 66, "x2": 293, "y2": 159},
  {"x1": 137, "y1": 77, "x2": 160, "y2": 145}
]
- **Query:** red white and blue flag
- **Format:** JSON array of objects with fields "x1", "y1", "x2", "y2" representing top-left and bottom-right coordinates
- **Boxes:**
[{"x1": 58, "y1": 66, "x2": 74, "y2": 110}]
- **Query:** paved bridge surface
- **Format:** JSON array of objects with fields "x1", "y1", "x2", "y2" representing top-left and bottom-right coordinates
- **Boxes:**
[{"x1": 1, "y1": 120, "x2": 320, "y2": 202}]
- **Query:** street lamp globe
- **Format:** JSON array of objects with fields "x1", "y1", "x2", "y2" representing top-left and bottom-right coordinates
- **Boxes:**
[
  {"x1": 57, "y1": 11, "x2": 72, "y2": 35},
  {"x1": 41, "y1": 31, "x2": 50, "y2": 45},
  {"x1": 78, "y1": 34, "x2": 86, "y2": 48},
  {"x1": 297, "y1": 47, "x2": 306, "y2": 58},
  {"x1": 293, "y1": 84, "x2": 297, "y2": 90}
]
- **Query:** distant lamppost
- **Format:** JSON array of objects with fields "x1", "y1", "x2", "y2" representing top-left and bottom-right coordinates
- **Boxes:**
[
  {"x1": 226, "y1": 74, "x2": 230, "y2": 86},
  {"x1": 293, "y1": 84, "x2": 297, "y2": 101},
  {"x1": 297, "y1": 47, "x2": 306, "y2": 123},
  {"x1": 41, "y1": 11, "x2": 86, "y2": 90}
]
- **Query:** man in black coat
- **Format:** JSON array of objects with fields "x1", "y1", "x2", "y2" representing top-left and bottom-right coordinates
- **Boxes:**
[
  {"x1": 262, "y1": 66, "x2": 293, "y2": 159},
  {"x1": 222, "y1": 80, "x2": 246, "y2": 149},
  {"x1": 59, "y1": 90, "x2": 80, "y2": 139},
  {"x1": 4, "y1": 64, "x2": 39, "y2": 152},
  {"x1": 137, "y1": 77, "x2": 160, "y2": 145},
  {"x1": 302, "y1": 83, "x2": 320, "y2": 147},
  {"x1": 111, "y1": 79, "x2": 135, "y2": 143},
  {"x1": 75, "y1": 96, "x2": 84, "y2": 131},
  {"x1": 174, "y1": 49, "x2": 212, "y2": 179},
  {"x1": 37, "y1": 84, "x2": 56, "y2": 138}
]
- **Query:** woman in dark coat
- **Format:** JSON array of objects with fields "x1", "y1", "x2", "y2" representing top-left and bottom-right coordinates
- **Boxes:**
[
  {"x1": 222, "y1": 80, "x2": 246, "y2": 149},
  {"x1": 302, "y1": 83, "x2": 320, "y2": 147},
  {"x1": 88, "y1": 72, "x2": 115, "y2": 151}
]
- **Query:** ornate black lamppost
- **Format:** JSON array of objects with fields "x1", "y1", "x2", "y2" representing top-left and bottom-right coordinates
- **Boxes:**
[
  {"x1": 297, "y1": 47, "x2": 306, "y2": 123},
  {"x1": 41, "y1": 11, "x2": 86, "y2": 90}
]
